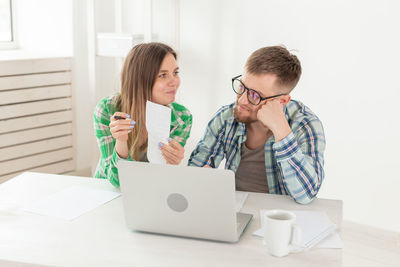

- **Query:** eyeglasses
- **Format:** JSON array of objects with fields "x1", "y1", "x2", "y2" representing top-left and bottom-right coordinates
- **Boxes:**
[{"x1": 231, "y1": 75, "x2": 286, "y2": 105}]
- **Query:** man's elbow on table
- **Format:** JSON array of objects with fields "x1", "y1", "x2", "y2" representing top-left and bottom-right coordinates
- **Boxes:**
[{"x1": 292, "y1": 195, "x2": 316, "y2": 205}]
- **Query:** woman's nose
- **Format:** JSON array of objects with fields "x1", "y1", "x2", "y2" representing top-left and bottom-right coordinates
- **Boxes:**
[{"x1": 168, "y1": 75, "x2": 178, "y2": 86}]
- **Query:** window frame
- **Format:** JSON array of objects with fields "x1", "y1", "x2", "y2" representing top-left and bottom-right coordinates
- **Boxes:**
[{"x1": 0, "y1": 0, "x2": 18, "y2": 50}]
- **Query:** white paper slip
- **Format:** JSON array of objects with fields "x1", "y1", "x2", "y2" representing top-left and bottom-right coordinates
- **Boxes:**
[
  {"x1": 146, "y1": 100, "x2": 171, "y2": 164},
  {"x1": 235, "y1": 191, "x2": 249, "y2": 212},
  {"x1": 253, "y1": 210, "x2": 341, "y2": 249},
  {"x1": 23, "y1": 186, "x2": 121, "y2": 220}
]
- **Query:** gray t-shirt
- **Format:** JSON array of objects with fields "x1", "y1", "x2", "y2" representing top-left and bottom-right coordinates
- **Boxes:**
[{"x1": 235, "y1": 143, "x2": 269, "y2": 193}]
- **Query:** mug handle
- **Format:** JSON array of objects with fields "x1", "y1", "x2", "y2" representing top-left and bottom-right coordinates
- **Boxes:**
[{"x1": 289, "y1": 224, "x2": 303, "y2": 253}]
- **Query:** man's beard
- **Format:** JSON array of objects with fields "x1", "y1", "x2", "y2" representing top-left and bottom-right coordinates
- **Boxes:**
[{"x1": 233, "y1": 102, "x2": 257, "y2": 124}]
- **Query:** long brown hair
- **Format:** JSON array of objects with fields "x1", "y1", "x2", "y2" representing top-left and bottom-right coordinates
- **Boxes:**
[{"x1": 114, "y1": 42, "x2": 177, "y2": 160}]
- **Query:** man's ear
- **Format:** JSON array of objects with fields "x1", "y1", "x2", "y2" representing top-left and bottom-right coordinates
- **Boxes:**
[{"x1": 280, "y1": 95, "x2": 291, "y2": 105}]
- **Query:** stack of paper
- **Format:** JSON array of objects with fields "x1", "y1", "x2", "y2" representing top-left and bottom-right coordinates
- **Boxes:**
[{"x1": 254, "y1": 210, "x2": 343, "y2": 249}]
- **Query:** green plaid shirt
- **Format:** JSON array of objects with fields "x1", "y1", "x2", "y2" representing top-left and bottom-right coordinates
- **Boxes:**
[{"x1": 94, "y1": 95, "x2": 193, "y2": 187}]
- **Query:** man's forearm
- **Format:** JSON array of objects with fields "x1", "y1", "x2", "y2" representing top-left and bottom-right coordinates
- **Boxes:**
[
  {"x1": 272, "y1": 121, "x2": 292, "y2": 142},
  {"x1": 273, "y1": 132, "x2": 325, "y2": 204}
]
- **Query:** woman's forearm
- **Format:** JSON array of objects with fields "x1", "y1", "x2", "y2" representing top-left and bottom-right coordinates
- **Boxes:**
[{"x1": 115, "y1": 140, "x2": 129, "y2": 159}]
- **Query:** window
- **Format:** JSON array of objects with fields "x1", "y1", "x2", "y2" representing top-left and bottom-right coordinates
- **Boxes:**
[{"x1": 0, "y1": 0, "x2": 16, "y2": 49}]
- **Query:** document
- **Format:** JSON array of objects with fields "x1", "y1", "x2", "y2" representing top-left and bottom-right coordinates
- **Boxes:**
[
  {"x1": 253, "y1": 210, "x2": 343, "y2": 249},
  {"x1": 235, "y1": 191, "x2": 248, "y2": 212},
  {"x1": 23, "y1": 186, "x2": 121, "y2": 220},
  {"x1": 146, "y1": 100, "x2": 171, "y2": 164}
]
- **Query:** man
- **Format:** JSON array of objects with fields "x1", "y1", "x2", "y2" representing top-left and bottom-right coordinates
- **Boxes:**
[{"x1": 188, "y1": 46, "x2": 325, "y2": 204}]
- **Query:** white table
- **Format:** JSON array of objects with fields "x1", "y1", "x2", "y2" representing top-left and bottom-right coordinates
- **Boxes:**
[{"x1": 0, "y1": 172, "x2": 399, "y2": 267}]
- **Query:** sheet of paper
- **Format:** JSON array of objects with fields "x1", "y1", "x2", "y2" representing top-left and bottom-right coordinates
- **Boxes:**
[
  {"x1": 235, "y1": 191, "x2": 248, "y2": 212},
  {"x1": 253, "y1": 209, "x2": 341, "y2": 249},
  {"x1": 146, "y1": 100, "x2": 171, "y2": 164},
  {"x1": 23, "y1": 186, "x2": 121, "y2": 220}
]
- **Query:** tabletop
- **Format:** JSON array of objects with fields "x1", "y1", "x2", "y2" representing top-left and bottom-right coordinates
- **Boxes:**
[{"x1": 0, "y1": 172, "x2": 399, "y2": 267}]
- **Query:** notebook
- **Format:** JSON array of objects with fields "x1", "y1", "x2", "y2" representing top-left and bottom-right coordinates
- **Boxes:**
[{"x1": 253, "y1": 210, "x2": 340, "y2": 249}]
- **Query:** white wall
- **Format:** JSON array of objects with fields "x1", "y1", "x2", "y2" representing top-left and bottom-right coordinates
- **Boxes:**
[
  {"x1": 179, "y1": 0, "x2": 400, "y2": 232},
  {"x1": 71, "y1": 0, "x2": 400, "y2": 232}
]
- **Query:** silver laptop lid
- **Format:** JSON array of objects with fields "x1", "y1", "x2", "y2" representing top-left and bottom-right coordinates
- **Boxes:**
[{"x1": 118, "y1": 160, "x2": 238, "y2": 242}]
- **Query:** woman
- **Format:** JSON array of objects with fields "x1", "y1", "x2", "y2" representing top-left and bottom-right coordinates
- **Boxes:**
[{"x1": 93, "y1": 42, "x2": 192, "y2": 187}]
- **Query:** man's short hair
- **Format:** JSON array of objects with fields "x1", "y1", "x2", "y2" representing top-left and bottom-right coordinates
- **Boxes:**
[{"x1": 245, "y1": 46, "x2": 302, "y2": 92}]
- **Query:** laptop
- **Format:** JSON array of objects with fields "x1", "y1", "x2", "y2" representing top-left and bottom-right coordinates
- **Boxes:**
[{"x1": 118, "y1": 160, "x2": 253, "y2": 242}]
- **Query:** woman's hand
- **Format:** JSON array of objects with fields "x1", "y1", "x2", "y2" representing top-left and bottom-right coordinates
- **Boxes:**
[
  {"x1": 109, "y1": 112, "x2": 135, "y2": 159},
  {"x1": 109, "y1": 112, "x2": 135, "y2": 142},
  {"x1": 159, "y1": 138, "x2": 185, "y2": 165}
]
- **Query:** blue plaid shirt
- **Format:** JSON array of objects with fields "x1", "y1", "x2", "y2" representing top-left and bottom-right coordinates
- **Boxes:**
[{"x1": 188, "y1": 100, "x2": 325, "y2": 204}]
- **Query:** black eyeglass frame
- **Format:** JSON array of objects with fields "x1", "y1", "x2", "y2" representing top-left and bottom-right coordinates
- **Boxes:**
[{"x1": 231, "y1": 75, "x2": 286, "y2": 105}]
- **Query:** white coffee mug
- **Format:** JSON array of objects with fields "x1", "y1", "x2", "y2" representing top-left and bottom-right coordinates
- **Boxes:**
[{"x1": 263, "y1": 209, "x2": 302, "y2": 257}]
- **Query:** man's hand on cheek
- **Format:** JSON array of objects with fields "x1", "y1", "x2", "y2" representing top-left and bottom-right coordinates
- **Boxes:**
[
  {"x1": 256, "y1": 99, "x2": 291, "y2": 141},
  {"x1": 257, "y1": 99, "x2": 284, "y2": 129}
]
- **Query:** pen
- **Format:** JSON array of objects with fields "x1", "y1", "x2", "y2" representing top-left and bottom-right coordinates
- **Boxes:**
[{"x1": 114, "y1": 115, "x2": 127, "y2": 120}]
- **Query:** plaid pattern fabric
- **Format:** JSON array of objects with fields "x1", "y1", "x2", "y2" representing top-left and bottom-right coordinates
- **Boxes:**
[
  {"x1": 94, "y1": 95, "x2": 193, "y2": 187},
  {"x1": 188, "y1": 100, "x2": 325, "y2": 204}
]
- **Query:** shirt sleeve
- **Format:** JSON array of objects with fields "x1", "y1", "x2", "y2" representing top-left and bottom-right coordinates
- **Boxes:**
[
  {"x1": 170, "y1": 111, "x2": 193, "y2": 147},
  {"x1": 93, "y1": 98, "x2": 131, "y2": 187},
  {"x1": 272, "y1": 118, "x2": 326, "y2": 204},
  {"x1": 188, "y1": 112, "x2": 226, "y2": 168}
]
